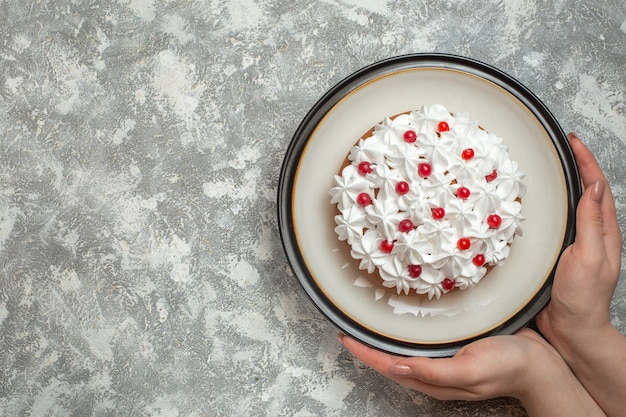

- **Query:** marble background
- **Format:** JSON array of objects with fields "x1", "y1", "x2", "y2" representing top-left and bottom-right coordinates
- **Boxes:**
[{"x1": 1, "y1": 1, "x2": 624, "y2": 416}]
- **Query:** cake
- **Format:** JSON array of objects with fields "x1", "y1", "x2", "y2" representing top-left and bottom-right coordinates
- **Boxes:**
[{"x1": 329, "y1": 104, "x2": 526, "y2": 300}]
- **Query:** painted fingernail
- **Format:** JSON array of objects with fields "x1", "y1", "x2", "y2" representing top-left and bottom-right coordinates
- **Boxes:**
[
  {"x1": 591, "y1": 180, "x2": 604, "y2": 203},
  {"x1": 389, "y1": 364, "x2": 413, "y2": 376}
]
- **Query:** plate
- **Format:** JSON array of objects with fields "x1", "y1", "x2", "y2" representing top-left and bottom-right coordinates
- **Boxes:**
[{"x1": 277, "y1": 53, "x2": 581, "y2": 357}]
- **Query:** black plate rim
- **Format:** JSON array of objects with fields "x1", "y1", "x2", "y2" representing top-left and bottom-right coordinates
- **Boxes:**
[{"x1": 277, "y1": 52, "x2": 581, "y2": 357}]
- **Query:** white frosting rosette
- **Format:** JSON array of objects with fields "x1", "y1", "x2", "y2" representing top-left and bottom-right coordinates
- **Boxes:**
[{"x1": 329, "y1": 104, "x2": 526, "y2": 300}]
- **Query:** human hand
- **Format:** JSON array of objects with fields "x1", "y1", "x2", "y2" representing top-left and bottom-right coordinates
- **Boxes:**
[
  {"x1": 339, "y1": 329, "x2": 604, "y2": 416},
  {"x1": 536, "y1": 132, "x2": 622, "y2": 351},
  {"x1": 339, "y1": 328, "x2": 544, "y2": 401},
  {"x1": 535, "y1": 133, "x2": 625, "y2": 417}
]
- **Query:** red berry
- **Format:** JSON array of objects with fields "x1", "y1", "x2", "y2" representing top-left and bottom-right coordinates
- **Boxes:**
[
  {"x1": 487, "y1": 214, "x2": 502, "y2": 229},
  {"x1": 418, "y1": 162, "x2": 432, "y2": 177},
  {"x1": 485, "y1": 169, "x2": 498, "y2": 182},
  {"x1": 473, "y1": 254, "x2": 485, "y2": 267},
  {"x1": 356, "y1": 193, "x2": 372, "y2": 206},
  {"x1": 431, "y1": 207, "x2": 445, "y2": 220},
  {"x1": 403, "y1": 130, "x2": 417, "y2": 143},
  {"x1": 380, "y1": 240, "x2": 394, "y2": 253},
  {"x1": 457, "y1": 237, "x2": 471, "y2": 250},
  {"x1": 395, "y1": 181, "x2": 410, "y2": 195},
  {"x1": 461, "y1": 148, "x2": 475, "y2": 160},
  {"x1": 437, "y1": 121, "x2": 450, "y2": 132},
  {"x1": 457, "y1": 186, "x2": 471, "y2": 200},
  {"x1": 399, "y1": 219, "x2": 414, "y2": 233},
  {"x1": 357, "y1": 161, "x2": 373, "y2": 176},
  {"x1": 442, "y1": 278, "x2": 455, "y2": 291},
  {"x1": 408, "y1": 264, "x2": 422, "y2": 278}
]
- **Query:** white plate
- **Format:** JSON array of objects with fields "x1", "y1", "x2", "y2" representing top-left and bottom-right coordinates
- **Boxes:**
[{"x1": 278, "y1": 54, "x2": 580, "y2": 357}]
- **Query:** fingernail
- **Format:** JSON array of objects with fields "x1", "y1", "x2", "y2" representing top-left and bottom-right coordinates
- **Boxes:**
[
  {"x1": 591, "y1": 180, "x2": 604, "y2": 203},
  {"x1": 336, "y1": 333, "x2": 345, "y2": 344},
  {"x1": 389, "y1": 364, "x2": 413, "y2": 376},
  {"x1": 567, "y1": 132, "x2": 580, "y2": 142}
]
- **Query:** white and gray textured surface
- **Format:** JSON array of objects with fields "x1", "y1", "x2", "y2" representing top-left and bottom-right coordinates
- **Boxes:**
[{"x1": 1, "y1": 1, "x2": 625, "y2": 416}]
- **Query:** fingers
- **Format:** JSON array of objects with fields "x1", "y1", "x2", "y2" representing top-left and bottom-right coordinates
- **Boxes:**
[
  {"x1": 568, "y1": 132, "x2": 617, "y2": 217},
  {"x1": 567, "y1": 132, "x2": 622, "y2": 264},
  {"x1": 338, "y1": 334, "x2": 477, "y2": 400},
  {"x1": 393, "y1": 355, "x2": 479, "y2": 387},
  {"x1": 567, "y1": 132, "x2": 606, "y2": 188},
  {"x1": 338, "y1": 333, "x2": 398, "y2": 374},
  {"x1": 388, "y1": 345, "x2": 505, "y2": 400},
  {"x1": 339, "y1": 333, "x2": 542, "y2": 401},
  {"x1": 339, "y1": 333, "x2": 472, "y2": 387}
]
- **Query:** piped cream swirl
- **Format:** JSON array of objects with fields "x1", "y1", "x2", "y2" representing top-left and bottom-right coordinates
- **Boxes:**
[{"x1": 329, "y1": 104, "x2": 525, "y2": 299}]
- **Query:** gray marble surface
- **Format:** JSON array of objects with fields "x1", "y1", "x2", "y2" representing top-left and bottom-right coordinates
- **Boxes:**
[{"x1": 1, "y1": 1, "x2": 625, "y2": 416}]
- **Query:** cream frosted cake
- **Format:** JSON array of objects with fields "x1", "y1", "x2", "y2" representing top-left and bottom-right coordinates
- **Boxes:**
[{"x1": 329, "y1": 104, "x2": 526, "y2": 300}]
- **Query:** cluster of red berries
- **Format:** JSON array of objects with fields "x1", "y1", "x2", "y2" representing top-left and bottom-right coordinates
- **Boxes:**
[
  {"x1": 356, "y1": 127, "x2": 499, "y2": 207},
  {"x1": 352, "y1": 125, "x2": 505, "y2": 293}
]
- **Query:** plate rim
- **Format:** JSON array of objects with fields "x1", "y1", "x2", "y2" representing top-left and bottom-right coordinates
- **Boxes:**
[{"x1": 277, "y1": 53, "x2": 581, "y2": 357}]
